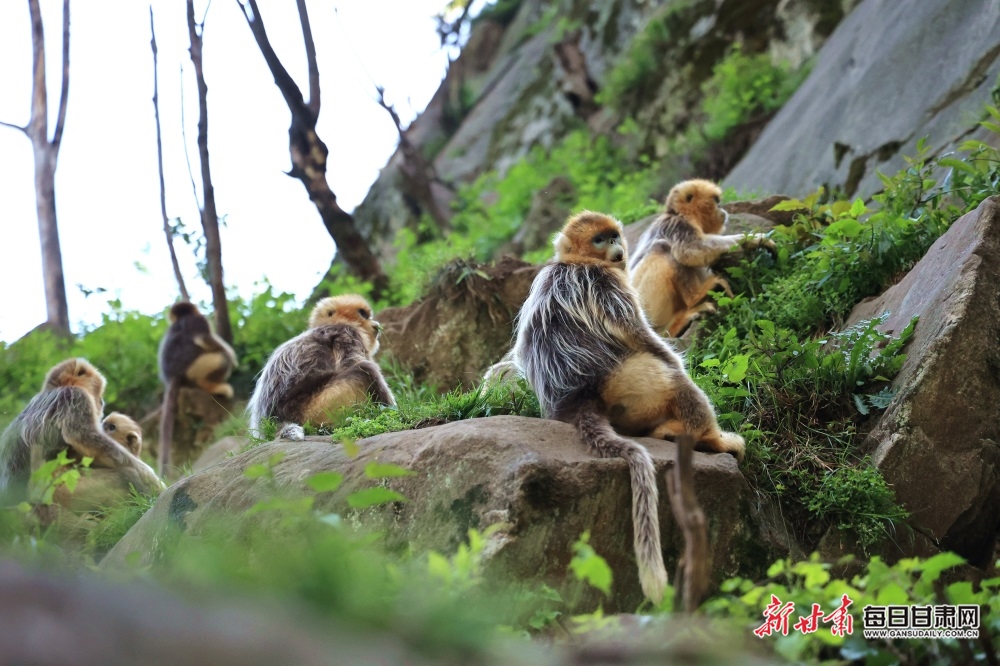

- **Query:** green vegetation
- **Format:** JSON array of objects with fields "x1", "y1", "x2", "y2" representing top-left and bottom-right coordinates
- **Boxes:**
[
  {"x1": 596, "y1": 0, "x2": 702, "y2": 111},
  {"x1": 381, "y1": 129, "x2": 659, "y2": 305},
  {"x1": 701, "y1": 45, "x2": 811, "y2": 141},
  {"x1": 689, "y1": 120, "x2": 1000, "y2": 552}
]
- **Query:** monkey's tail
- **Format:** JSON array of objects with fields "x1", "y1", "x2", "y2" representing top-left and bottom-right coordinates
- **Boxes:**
[
  {"x1": 575, "y1": 407, "x2": 667, "y2": 605},
  {"x1": 159, "y1": 380, "x2": 180, "y2": 478}
]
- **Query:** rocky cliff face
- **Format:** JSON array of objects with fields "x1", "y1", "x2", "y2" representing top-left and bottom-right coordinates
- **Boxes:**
[
  {"x1": 726, "y1": 0, "x2": 1000, "y2": 199},
  {"x1": 347, "y1": 0, "x2": 854, "y2": 265}
]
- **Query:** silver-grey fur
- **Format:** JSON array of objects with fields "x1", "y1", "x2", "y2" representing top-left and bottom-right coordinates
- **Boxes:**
[{"x1": 512, "y1": 258, "x2": 669, "y2": 604}]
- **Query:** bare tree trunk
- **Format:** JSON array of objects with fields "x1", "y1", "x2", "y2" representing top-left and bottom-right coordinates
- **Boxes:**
[
  {"x1": 1, "y1": 0, "x2": 72, "y2": 334},
  {"x1": 151, "y1": 6, "x2": 189, "y2": 302},
  {"x1": 187, "y1": 0, "x2": 232, "y2": 344},
  {"x1": 237, "y1": 0, "x2": 390, "y2": 301}
]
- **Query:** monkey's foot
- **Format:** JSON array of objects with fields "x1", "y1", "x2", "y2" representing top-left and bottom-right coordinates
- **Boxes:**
[
  {"x1": 277, "y1": 423, "x2": 305, "y2": 441},
  {"x1": 702, "y1": 431, "x2": 746, "y2": 461},
  {"x1": 650, "y1": 419, "x2": 686, "y2": 440}
]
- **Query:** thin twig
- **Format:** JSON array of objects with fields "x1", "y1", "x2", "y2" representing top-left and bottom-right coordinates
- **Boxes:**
[
  {"x1": 50, "y1": 0, "x2": 69, "y2": 150},
  {"x1": 178, "y1": 64, "x2": 201, "y2": 210},
  {"x1": 0, "y1": 120, "x2": 27, "y2": 133},
  {"x1": 151, "y1": 6, "x2": 189, "y2": 301}
]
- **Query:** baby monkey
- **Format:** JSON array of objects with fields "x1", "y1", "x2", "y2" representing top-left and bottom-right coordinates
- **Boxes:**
[{"x1": 630, "y1": 179, "x2": 773, "y2": 337}]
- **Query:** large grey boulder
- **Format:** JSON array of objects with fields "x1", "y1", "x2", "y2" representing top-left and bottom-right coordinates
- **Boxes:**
[
  {"x1": 104, "y1": 416, "x2": 770, "y2": 612},
  {"x1": 726, "y1": 0, "x2": 1000, "y2": 199},
  {"x1": 845, "y1": 196, "x2": 1000, "y2": 565}
]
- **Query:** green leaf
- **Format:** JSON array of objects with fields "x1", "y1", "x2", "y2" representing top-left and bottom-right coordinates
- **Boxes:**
[
  {"x1": 347, "y1": 487, "x2": 407, "y2": 509},
  {"x1": 364, "y1": 462, "x2": 415, "y2": 479},
  {"x1": 937, "y1": 157, "x2": 979, "y2": 175},
  {"x1": 722, "y1": 354, "x2": 749, "y2": 383},
  {"x1": 427, "y1": 551, "x2": 452, "y2": 581},
  {"x1": 341, "y1": 438, "x2": 360, "y2": 458},
  {"x1": 570, "y1": 548, "x2": 612, "y2": 596},
  {"x1": 824, "y1": 218, "x2": 863, "y2": 238},
  {"x1": 982, "y1": 121, "x2": 1000, "y2": 134},
  {"x1": 917, "y1": 552, "x2": 966, "y2": 584},
  {"x1": 306, "y1": 471, "x2": 344, "y2": 493},
  {"x1": 243, "y1": 464, "x2": 269, "y2": 479},
  {"x1": 770, "y1": 199, "x2": 809, "y2": 212},
  {"x1": 849, "y1": 198, "x2": 866, "y2": 217}
]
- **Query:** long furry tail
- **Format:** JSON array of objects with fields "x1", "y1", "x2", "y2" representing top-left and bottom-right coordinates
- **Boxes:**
[
  {"x1": 575, "y1": 407, "x2": 667, "y2": 604},
  {"x1": 159, "y1": 380, "x2": 180, "y2": 478}
]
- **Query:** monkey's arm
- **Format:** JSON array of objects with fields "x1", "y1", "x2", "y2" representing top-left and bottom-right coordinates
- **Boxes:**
[
  {"x1": 59, "y1": 392, "x2": 164, "y2": 493},
  {"x1": 671, "y1": 233, "x2": 745, "y2": 267},
  {"x1": 356, "y1": 360, "x2": 396, "y2": 407},
  {"x1": 195, "y1": 333, "x2": 239, "y2": 367}
]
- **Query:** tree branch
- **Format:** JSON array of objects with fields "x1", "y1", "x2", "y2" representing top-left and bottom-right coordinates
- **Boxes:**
[
  {"x1": 50, "y1": 0, "x2": 70, "y2": 151},
  {"x1": 179, "y1": 64, "x2": 202, "y2": 211},
  {"x1": 238, "y1": 0, "x2": 310, "y2": 122},
  {"x1": 667, "y1": 434, "x2": 711, "y2": 613},
  {"x1": 151, "y1": 6, "x2": 189, "y2": 301},
  {"x1": 27, "y1": 0, "x2": 47, "y2": 142},
  {"x1": 188, "y1": 0, "x2": 232, "y2": 343},
  {"x1": 0, "y1": 120, "x2": 28, "y2": 134},
  {"x1": 237, "y1": 0, "x2": 389, "y2": 299},
  {"x1": 294, "y1": 0, "x2": 320, "y2": 116},
  {"x1": 375, "y1": 86, "x2": 452, "y2": 230}
]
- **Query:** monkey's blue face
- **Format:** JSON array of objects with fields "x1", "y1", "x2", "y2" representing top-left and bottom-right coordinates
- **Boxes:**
[{"x1": 592, "y1": 231, "x2": 625, "y2": 264}]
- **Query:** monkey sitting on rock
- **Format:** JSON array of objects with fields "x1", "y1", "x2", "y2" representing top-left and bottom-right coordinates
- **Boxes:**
[
  {"x1": 0, "y1": 358, "x2": 164, "y2": 514},
  {"x1": 158, "y1": 301, "x2": 238, "y2": 477},
  {"x1": 511, "y1": 211, "x2": 746, "y2": 604},
  {"x1": 630, "y1": 179, "x2": 774, "y2": 337},
  {"x1": 248, "y1": 294, "x2": 396, "y2": 441}
]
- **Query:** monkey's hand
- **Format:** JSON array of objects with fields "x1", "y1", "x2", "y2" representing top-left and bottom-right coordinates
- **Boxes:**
[
  {"x1": 120, "y1": 456, "x2": 167, "y2": 495},
  {"x1": 740, "y1": 233, "x2": 776, "y2": 253}
]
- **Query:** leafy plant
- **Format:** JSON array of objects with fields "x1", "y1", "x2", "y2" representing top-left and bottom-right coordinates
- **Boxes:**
[{"x1": 701, "y1": 45, "x2": 810, "y2": 141}]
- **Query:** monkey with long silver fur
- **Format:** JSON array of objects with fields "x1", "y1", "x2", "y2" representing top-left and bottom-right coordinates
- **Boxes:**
[
  {"x1": 0, "y1": 358, "x2": 164, "y2": 507},
  {"x1": 511, "y1": 211, "x2": 745, "y2": 604},
  {"x1": 248, "y1": 294, "x2": 396, "y2": 441}
]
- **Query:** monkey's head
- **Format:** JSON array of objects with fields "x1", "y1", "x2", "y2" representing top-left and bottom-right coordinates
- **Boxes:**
[
  {"x1": 553, "y1": 211, "x2": 627, "y2": 268},
  {"x1": 103, "y1": 412, "x2": 143, "y2": 456},
  {"x1": 665, "y1": 179, "x2": 726, "y2": 234},
  {"x1": 168, "y1": 301, "x2": 202, "y2": 324},
  {"x1": 309, "y1": 294, "x2": 382, "y2": 355},
  {"x1": 44, "y1": 358, "x2": 107, "y2": 404}
]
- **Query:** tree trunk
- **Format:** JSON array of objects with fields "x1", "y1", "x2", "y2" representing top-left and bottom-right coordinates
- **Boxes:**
[
  {"x1": 238, "y1": 0, "x2": 390, "y2": 301},
  {"x1": 188, "y1": 0, "x2": 232, "y2": 343},
  {"x1": 0, "y1": 0, "x2": 74, "y2": 334}
]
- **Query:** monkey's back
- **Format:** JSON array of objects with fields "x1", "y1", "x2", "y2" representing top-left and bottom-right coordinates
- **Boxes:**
[
  {"x1": 515, "y1": 263, "x2": 640, "y2": 418},
  {"x1": 628, "y1": 213, "x2": 698, "y2": 270},
  {"x1": 158, "y1": 315, "x2": 212, "y2": 381},
  {"x1": 250, "y1": 323, "x2": 369, "y2": 425},
  {"x1": 0, "y1": 386, "x2": 92, "y2": 492}
]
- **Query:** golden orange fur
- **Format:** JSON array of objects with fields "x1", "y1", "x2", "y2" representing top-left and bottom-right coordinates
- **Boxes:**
[
  {"x1": 309, "y1": 294, "x2": 382, "y2": 355},
  {"x1": 630, "y1": 179, "x2": 772, "y2": 337}
]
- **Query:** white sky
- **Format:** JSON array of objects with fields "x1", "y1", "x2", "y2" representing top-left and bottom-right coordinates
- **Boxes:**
[{"x1": 0, "y1": 0, "x2": 457, "y2": 342}]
